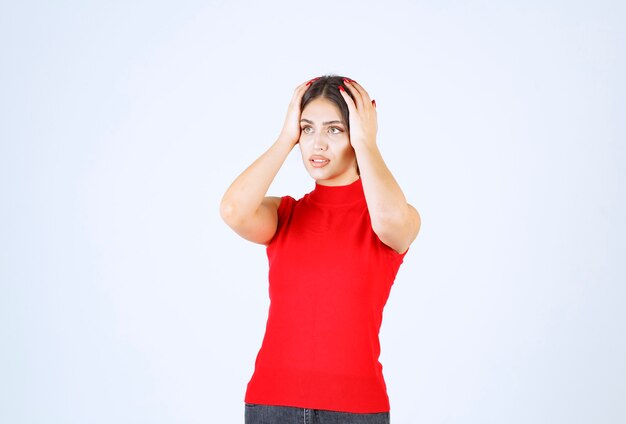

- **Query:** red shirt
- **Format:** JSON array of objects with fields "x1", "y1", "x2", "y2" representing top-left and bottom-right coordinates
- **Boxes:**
[{"x1": 244, "y1": 178, "x2": 407, "y2": 413}]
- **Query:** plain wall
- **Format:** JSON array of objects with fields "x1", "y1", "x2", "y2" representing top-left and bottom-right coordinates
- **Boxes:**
[{"x1": 1, "y1": 1, "x2": 624, "y2": 422}]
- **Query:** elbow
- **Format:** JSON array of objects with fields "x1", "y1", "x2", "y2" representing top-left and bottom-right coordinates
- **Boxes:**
[
  {"x1": 414, "y1": 207, "x2": 422, "y2": 238},
  {"x1": 370, "y1": 209, "x2": 405, "y2": 236},
  {"x1": 370, "y1": 205, "x2": 421, "y2": 253},
  {"x1": 219, "y1": 198, "x2": 241, "y2": 227}
]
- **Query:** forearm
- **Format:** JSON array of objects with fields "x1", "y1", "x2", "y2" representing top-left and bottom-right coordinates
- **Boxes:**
[
  {"x1": 220, "y1": 136, "x2": 294, "y2": 222},
  {"x1": 354, "y1": 143, "x2": 412, "y2": 228},
  {"x1": 337, "y1": 78, "x2": 420, "y2": 252}
]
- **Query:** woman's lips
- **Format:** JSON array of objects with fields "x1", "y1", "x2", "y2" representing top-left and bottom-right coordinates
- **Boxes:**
[{"x1": 310, "y1": 155, "x2": 330, "y2": 168}]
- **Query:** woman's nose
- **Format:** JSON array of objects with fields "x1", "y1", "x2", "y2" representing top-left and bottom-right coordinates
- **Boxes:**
[{"x1": 313, "y1": 133, "x2": 327, "y2": 151}]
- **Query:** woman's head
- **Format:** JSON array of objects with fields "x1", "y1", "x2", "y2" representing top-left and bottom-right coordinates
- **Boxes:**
[
  {"x1": 300, "y1": 75, "x2": 355, "y2": 132},
  {"x1": 298, "y1": 75, "x2": 359, "y2": 186}
]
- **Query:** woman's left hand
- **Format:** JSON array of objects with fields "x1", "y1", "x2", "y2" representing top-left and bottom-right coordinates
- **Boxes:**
[{"x1": 338, "y1": 78, "x2": 378, "y2": 149}]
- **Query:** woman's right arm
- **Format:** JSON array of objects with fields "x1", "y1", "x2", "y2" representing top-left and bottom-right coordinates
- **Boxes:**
[
  {"x1": 219, "y1": 78, "x2": 317, "y2": 245},
  {"x1": 219, "y1": 138, "x2": 293, "y2": 245}
]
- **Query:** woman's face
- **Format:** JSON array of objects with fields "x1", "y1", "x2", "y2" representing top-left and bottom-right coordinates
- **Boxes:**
[{"x1": 299, "y1": 97, "x2": 358, "y2": 186}]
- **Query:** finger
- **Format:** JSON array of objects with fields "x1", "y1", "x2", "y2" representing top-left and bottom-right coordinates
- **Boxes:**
[
  {"x1": 292, "y1": 78, "x2": 317, "y2": 103},
  {"x1": 305, "y1": 76, "x2": 321, "y2": 86},
  {"x1": 292, "y1": 78, "x2": 317, "y2": 99},
  {"x1": 338, "y1": 85, "x2": 357, "y2": 115},
  {"x1": 342, "y1": 78, "x2": 365, "y2": 110},
  {"x1": 290, "y1": 88, "x2": 305, "y2": 105},
  {"x1": 372, "y1": 99, "x2": 376, "y2": 108},
  {"x1": 344, "y1": 78, "x2": 372, "y2": 106}
]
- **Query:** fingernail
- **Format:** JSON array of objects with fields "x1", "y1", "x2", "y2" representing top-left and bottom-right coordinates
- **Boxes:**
[
  {"x1": 343, "y1": 78, "x2": 350, "y2": 84},
  {"x1": 372, "y1": 99, "x2": 376, "y2": 107},
  {"x1": 339, "y1": 86, "x2": 345, "y2": 92}
]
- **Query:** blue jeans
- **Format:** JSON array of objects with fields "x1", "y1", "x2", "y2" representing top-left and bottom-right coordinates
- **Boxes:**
[{"x1": 244, "y1": 403, "x2": 390, "y2": 424}]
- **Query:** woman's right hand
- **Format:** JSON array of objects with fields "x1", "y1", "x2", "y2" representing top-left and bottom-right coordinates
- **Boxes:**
[{"x1": 277, "y1": 77, "x2": 319, "y2": 146}]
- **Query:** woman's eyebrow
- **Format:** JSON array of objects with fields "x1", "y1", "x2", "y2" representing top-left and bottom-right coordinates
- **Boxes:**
[{"x1": 300, "y1": 118, "x2": 345, "y2": 126}]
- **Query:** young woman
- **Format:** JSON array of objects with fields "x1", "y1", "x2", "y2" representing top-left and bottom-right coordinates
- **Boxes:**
[{"x1": 220, "y1": 75, "x2": 421, "y2": 424}]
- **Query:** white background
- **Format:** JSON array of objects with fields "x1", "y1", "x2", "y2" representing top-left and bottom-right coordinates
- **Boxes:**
[{"x1": 1, "y1": 1, "x2": 625, "y2": 423}]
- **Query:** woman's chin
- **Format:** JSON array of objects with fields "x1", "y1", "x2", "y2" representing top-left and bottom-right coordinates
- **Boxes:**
[
  {"x1": 305, "y1": 168, "x2": 331, "y2": 183},
  {"x1": 306, "y1": 166, "x2": 330, "y2": 179}
]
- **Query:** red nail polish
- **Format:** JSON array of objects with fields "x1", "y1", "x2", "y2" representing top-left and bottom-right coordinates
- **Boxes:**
[
  {"x1": 306, "y1": 77, "x2": 320, "y2": 86},
  {"x1": 339, "y1": 86, "x2": 345, "y2": 92},
  {"x1": 372, "y1": 99, "x2": 376, "y2": 107}
]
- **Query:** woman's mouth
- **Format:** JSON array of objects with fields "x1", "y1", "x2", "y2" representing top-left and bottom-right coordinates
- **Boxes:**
[{"x1": 310, "y1": 156, "x2": 330, "y2": 168}]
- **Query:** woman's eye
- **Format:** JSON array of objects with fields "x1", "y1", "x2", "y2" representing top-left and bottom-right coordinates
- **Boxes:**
[
  {"x1": 301, "y1": 126, "x2": 312, "y2": 134},
  {"x1": 329, "y1": 127, "x2": 342, "y2": 134}
]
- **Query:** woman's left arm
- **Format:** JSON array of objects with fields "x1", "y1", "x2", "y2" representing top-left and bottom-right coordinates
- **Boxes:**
[{"x1": 339, "y1": 79, "x2": 421, "y2": 254}]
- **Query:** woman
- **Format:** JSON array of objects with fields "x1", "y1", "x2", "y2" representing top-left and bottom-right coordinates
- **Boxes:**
[{"x1": 220, "y1": 75, "x2": 421, "y2": 424}]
